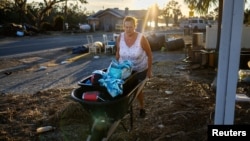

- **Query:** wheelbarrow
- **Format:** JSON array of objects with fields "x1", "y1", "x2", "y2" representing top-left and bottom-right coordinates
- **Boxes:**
[{"x1": 71, "y1": 71, "x2": 147, "y2": 141}]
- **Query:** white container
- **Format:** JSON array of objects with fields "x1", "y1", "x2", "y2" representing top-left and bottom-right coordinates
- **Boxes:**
[
  {"x1": 205, "y1": 25, "x2": 250, "y2": 49},
  {"x1": 79, "y1": 24, "x2": 91, "y2": 32},
  {"x1": 241, "y1": 26, "x2": 250, "y2": 49},
  {"x1": 192, "y1": 33, "x2": 203, "y2": 47},
  {"x1": 205, "y1": 25, "x2": 217, "y2": 49}
]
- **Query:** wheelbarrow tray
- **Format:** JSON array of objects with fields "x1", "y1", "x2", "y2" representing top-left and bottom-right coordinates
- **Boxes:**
[
  {"x1": 71, "y1": 72, "x2": 140, "y2": 121},
  {"x1": 77, "y1": 69, "x2": 136, "y2": 95}
]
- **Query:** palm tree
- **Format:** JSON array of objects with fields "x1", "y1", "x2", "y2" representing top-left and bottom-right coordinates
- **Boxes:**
[
  {"x1": 162, "y1": 0, "x2": 182, "y2": 27},
  {"x1": 184, "y1": 0, "x2": 250, "y2": 51},
  {"x1": 184, "y1": 0, "x2": 221, "y2": 51}
]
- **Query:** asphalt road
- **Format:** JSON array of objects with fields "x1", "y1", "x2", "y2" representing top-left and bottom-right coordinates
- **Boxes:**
[
  {"x1": 0, "y1": 32, "x2": 114, "y2": 57},
  {"x1": 0, "y1": 29, "x2": 184, "y2": 58}
]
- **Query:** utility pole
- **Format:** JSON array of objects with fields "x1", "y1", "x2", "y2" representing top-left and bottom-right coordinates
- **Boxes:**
[{"x1": 63, "y1": 0, "x2": 68, "y2": 32}]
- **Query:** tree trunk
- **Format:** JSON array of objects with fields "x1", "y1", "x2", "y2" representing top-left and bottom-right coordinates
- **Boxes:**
[{"x1": 165, "y1": 16, "x2": 169, "y2": 27}]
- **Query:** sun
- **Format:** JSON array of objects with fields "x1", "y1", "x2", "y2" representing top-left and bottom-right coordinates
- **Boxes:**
[
  {"x1": 128, "y1": 0, "x2": 189, "y2": 16},
  {"x1": 130, "y1": 0, "x2": 167, "y2": 10}
]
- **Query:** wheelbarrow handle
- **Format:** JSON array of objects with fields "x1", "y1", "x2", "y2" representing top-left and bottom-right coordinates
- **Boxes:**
[{"x1": 127, "y1": 78, "x2": 147, "y2": 106}]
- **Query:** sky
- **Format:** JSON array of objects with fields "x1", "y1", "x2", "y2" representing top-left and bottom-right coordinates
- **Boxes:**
[
  {"x1": 83, "y1": 0, "x2": 250, "y2": 17},
  {"x1": 27, "y1": 0, "x2": 250, "y2": 17},
  {"x1": 84, "y1": 0, "x2": 191, "y2": 16}
]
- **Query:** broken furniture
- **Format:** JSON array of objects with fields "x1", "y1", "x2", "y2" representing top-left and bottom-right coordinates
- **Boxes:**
[
  {"x1": 86, "y1": 35, "x2": 101, "y2": 54},
  {"x1": 103, "y1": 34, "x2": 115, "y2": 54}
]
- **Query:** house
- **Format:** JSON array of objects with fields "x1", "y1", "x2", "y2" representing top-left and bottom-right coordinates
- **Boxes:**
[{"x1": 87, "y1": 7, "x2": 148, "y2": 32}]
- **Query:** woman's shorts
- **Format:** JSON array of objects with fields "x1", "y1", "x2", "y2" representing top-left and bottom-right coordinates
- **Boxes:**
[{"x1": 135, "y1": 69, "x2": 147, "y2": 82}]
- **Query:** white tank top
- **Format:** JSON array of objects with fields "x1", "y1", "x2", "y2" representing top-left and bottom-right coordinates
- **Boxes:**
[{"x1": 119, "y1": 32, "x2": 148, "y2": 72}]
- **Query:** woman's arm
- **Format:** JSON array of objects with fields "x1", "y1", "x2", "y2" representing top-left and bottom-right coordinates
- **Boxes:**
[
  {"x1": 115, "y1": 35, "x2": 121, "y2": 60},
  {"x1": 141, "y1": 35, "x2": 153, "y2": 78}
]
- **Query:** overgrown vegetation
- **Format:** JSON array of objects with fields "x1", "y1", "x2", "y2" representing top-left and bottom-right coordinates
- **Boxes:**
[{"x1": 0, "y1": 0, "x2": 89, "y2": 32}]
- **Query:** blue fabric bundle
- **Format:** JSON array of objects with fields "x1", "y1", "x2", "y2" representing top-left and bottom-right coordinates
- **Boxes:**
[
  {"x1": 99, "y1": 77, "x2": 124, "y2": 98},
  {"x1": 107, "y1": 59, "x2": 133, "y2": 80},
  {"x1": 98, "y1": 59, "x2": 133, "y2": 98}
]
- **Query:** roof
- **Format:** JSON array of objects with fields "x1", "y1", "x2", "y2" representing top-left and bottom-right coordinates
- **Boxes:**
[
  {"x1": 88, "y1": 8, "x2": 147, "y2": 20},
  {"x1": 127, "y1": 9, "x2": 148, "y2": 20}
]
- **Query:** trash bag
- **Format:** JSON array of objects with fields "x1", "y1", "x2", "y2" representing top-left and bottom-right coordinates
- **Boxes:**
[
  {"x1": 72, "y1": 46, "x2": 89, "y2": 54},
  {"x1": 147, "y1": 34, "x2": 165, "y2": 51},
  {"x1": 16, "y1": 31, "x2": 24, "y2": 37},
  {"x1": 165, "y1": 38, "x2": 185, "y2": 51},
  {"x1": 90, "y1": 70, "x2": 105, "y2": 85}
]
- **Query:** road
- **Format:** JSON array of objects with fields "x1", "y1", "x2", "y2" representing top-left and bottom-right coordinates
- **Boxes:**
[
  {"x1": 0, "y1": 29, "x2": 184, "y2": 57},
  {"x1": 0, "y1": 32, "x2": 114, "y2": 57}
]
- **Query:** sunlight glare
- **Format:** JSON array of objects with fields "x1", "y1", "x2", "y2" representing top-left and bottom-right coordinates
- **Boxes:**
[
  {"x1": 129, "y1": 0, "x2": 189, "y2": 16},
  {"x1": 130, "y1": 0, "x2": 166, "y2": 10}
]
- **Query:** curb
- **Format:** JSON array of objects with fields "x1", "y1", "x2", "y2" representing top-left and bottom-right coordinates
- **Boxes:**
[{"x1": 66, "y1": 52, "x2": 90, "y2": 62}]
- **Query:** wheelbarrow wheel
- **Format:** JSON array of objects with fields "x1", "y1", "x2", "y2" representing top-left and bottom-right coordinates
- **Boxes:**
[{"x1": 87, "y1": 117, "x2": 109, "y2": 141}]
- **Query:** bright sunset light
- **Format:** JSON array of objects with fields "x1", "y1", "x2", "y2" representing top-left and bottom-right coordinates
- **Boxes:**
[
  {"x1": 130, "y1": 0, "x2": 162, "y2": 9},
  {"x1": 125, "y1": 0, "x2": 189, "y2": 16},
  {"x1": 28, "y1": 0, "x2": 190, "y2": 16},
  {"x1": 85, "y1": 0, "x2": 190, "y2": 16}
]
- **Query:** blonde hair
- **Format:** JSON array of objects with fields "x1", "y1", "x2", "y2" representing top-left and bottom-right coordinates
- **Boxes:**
[{"x1": 123, "y1": 16, "x2": 138, "y2": 26}]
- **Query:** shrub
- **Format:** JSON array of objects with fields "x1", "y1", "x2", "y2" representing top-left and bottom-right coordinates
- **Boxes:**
[
  {"x1": 40, "y1": 22, "x2": 53, "y2": 31},
  {"x1": 53, "y1": 16, "x2": 64, "y2": 31}
]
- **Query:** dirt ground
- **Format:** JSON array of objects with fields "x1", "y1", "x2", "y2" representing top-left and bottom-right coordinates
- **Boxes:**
[{"x1": 1, "y1": 51, "x2": 250, "y2": 141}]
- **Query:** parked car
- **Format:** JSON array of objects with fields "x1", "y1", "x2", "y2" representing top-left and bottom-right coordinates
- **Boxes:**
[
  {"x1": 179, "y1": 20, "x2": 190, "y2": 28},
  {"x1": 179, "y1": 18, "x2": 209, "y2": 32},
  {"x1": 188, "y1": 18, "x2": 208, "y2": 31}
]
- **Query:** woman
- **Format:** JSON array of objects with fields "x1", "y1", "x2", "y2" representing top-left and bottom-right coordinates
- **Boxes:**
[{"x1": 116, "y1": 16, "x2": 153, "y2": 118}]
